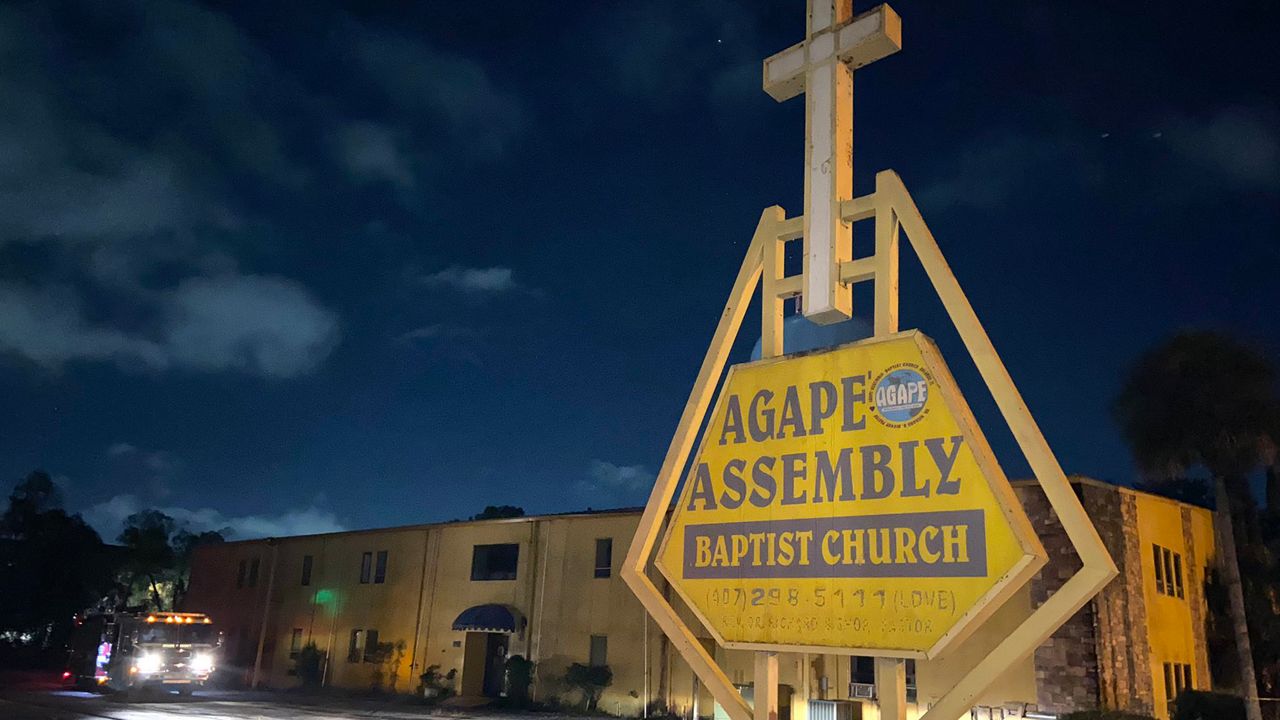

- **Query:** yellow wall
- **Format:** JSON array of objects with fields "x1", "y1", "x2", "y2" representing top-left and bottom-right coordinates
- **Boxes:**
[{"x1": 1134, "y1": 492, "x2": 1213, "y2": 720}]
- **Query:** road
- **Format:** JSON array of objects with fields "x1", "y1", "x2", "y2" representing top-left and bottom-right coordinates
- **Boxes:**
[{"x1": 0, "y1": 689, "x2": 526, "y2": 720}]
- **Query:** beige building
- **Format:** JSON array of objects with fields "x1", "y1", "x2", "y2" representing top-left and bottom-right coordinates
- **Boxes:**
[{"x1": 186, "y1": 478, "x2": 1215, "y2": 720}]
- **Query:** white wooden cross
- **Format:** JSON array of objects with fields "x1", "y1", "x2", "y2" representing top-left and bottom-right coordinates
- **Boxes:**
[{"x1": 763, "y1": 1, "x2": 901, "y2": 324}]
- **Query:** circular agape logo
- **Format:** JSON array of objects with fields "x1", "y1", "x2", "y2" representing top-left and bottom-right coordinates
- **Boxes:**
[{"x1": 873, "y1": 366, "x2": 930, "y2": 425}]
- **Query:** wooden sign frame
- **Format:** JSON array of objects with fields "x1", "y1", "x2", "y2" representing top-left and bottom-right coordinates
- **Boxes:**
[{"x1": 621, "y1": 170, "x2": 1117, "y2": 720}]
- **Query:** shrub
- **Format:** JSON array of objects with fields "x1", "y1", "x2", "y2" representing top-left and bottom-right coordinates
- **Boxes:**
[
  {"x1": 419, "y1": 664, "x2": 457, "y2": 700},
  {"x1": 506, "y1": 655, "x2": 535, "y2": 705},
  {"x1": 1172, "y1": 691, "x2": 1246, "y2": 720},
  {"x1": 1061, "y1": 711, "x2": 1155, "y2": 720},
  {"x1": 294, "y1": 642, "x2": 325, "y2": 687},
  {"x1": 1060, "y1": 711, "x2": 1155, "y2": 720},
  {"x1": 564, "y1": 662, "x2": 613, "y2": 711}
]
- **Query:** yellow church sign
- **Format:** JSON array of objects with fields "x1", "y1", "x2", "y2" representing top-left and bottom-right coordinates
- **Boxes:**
[{"x1": 656, "y1": 332, "x2": 1044, "y2": 656}]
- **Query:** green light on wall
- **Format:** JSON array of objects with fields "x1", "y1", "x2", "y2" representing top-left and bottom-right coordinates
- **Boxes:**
[{"x1": 313, "y1": 589, "x2": 337, "y2": 605}]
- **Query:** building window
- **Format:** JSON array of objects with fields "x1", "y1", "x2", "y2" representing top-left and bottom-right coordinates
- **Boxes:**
[
  {"x1": 1153, "y1": 545, "x2": 1165, "y2": 593},
  {"x1": 360, "y1": 551, "x2": 373, "y2": 584},
  {"x1": 851, "y1": 656, "x2": 875, "y2": 685},
  {"x1": 248, "y1": 557, "x2": 260, "y2": 588},
  {"x1": 1164, "y1": 661, "x2": 1193, "y2": 702},
  {"x1": 364, "y1": 629, "x2": 381, "y2": 663},
  {"x1": 1153, "y1": 545, "x2": 1184, "y2": 598},
  {"x1": 471, "y1": 543, "x2": 520, "y2": 581},
  {"x1": 594, "y1": 538, "x2": 613, "y2": 579},
  {"x1": 301, "y1": 555, "x2": 313, "y2": 586},
  {"x1": 374, "y1": 550, "x2": 388, "y2": 584},
  {"x1": 1172, "y1": 553, "x2": 1185, "y2": 598},
  {"x1": 589, "y1": 635, "x2": 608, "y2": 667},
  {"x1": 289, "y1": 629, "x2": 303, "y2": 658},
  {"x1": 237, "y1": 559, "x2": 247, "y2": 588},
  {"x1": 348, "y1": 630, "x2": 364, "y2": 663}
]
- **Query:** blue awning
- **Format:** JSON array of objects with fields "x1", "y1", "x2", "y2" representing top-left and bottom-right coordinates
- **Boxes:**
[{"x1": 452, "y1": 604, "x2": 517, "y2": 633}]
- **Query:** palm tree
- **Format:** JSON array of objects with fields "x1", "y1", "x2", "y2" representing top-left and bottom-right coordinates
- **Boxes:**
[{"x1": 1114, "y1": 331, "x2": 1278, "y2": 720}]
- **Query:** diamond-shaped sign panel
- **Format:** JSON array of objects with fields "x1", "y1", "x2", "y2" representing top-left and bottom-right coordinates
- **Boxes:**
[{"x1": 655, "y1": 331, "x2": 1045, "y2": 656}]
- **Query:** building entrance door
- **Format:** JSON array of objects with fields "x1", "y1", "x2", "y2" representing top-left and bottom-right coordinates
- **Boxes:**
[
  {"x1": 461, "y1": 631, "x2": 509, "y2": 698},
  {"x1": 482, "y1": 633, "x2": 507, "y2": 697}
]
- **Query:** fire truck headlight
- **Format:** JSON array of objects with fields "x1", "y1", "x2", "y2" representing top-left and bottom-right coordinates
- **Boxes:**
[
  {"x1": 191, "y1": 653, "x2": 214, "y2": 674},
  {"x1": 135, "y1": 653, "x2": 162, "y2": 675}
]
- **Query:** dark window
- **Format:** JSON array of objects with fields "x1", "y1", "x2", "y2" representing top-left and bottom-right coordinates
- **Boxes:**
[
  {"x1": 289, "y1": 629, "x2": 303, "y2": 658},
  {"x1": 301, "y1": 555, "x2": 313, "y2": 586},
  {"x1": 851, "y1": 656, "x2": 875, "y2": 684},
  {"x1": 348, "y1": 630, "x2": 364, "y2": 663},
  {"x1": 1173, "y1": 553, "x2": 1184, "y2": 598},
  {"x1": 364, "y1": 629, "x2": 381, "y2": 663},
  {"x1": 594, "y1": 538, "x2": 613, "y2": 579},
  {"x1": 1163, "y1": 548, "x2": 1176, "y2": 596},
  {"x1": 374, "y1": 551, "x2": 388, "y2": 584},
  {"x1": 1153, "y1": 545, "x2": 1165, "y2": 594},
  {"x1": 589, "y1": 635, "x2": 608, "y2": 667},
  {"x1": 1182, "y1": 664, "x2": 1193, "y2": 692},
  {"x1": 471, "y1": 544, "x2": 520, "y2": 581},
  {"x1": 360, "y1": 552, "x2": 373, "y2": 584},
  {"x1": 248, "y1": 557, "x2": 260, "y2": 587},
  {"x1": 237, "y1": 559, "x2": 247, "y2": 588},
  {"x1": 1164, "y1": 662, "x2": 1175, "y2": 702}
]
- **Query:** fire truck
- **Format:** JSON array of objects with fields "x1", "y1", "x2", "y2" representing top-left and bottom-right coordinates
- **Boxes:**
[{"x1": 66, "y1": 611, "x2": 221, "y2": 694}]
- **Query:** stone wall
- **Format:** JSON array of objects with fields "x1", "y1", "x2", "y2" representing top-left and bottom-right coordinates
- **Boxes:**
[
  {"x1": 1014, "y1": 481, "x2": 1154, "y2": 716},
  {"x1": 1016, "y1": 484, "x2": 1100, "y2": 713},
  {"x1": 1181, "y1": 507, "x2": 1211, "y2": 689},
  {"x1": 1087, "y1": 485, "x2": 1155, "y2": 715}
]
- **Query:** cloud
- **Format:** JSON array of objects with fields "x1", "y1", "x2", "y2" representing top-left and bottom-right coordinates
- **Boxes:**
[
  {"x1": 0, "y1": 284, "x2": 168, "y2": 369},
  {"x1": 0, "y1": 1, "x2": 342, "y2": 378},
  {"x1": 577, "y1": 460, "x2": 655, "y2": 504},
  {"x1": 161, "y1": 274, "x2": 340, "y2": 377},
  {"x1": 395, "y1": 324, "x2": 484, "y2": 343},
  {"x1": 353, "y1": 28, "x2": 523, "y2": 157},
  {"x1": 105, "y1": 443, "x2": 182, "y2": 498},
  {"x1": 592, "y1": 0, "x2": 765, "y2": 106},
  {"x1": 107, "y1": 443, "x2": 138, "y2": 457},
  {"x1": 0, "y1": 274, "x2": 339, "y2": 377},
  {"x1": 1165, "y1": 107, "x2": 1279, "y2": 189},
  {"x1": 919, "y1": 106, "x2": 1278, "y2": 213},
  {"x1": 917, "y1": 133, "x2": 1079, "y2": 210},
  {"x1": 419, "y1": 266, "x2": 519, "y2": 293},
  {"x1": 84, "y1": 494, "x2": 347, "y2": 543},
  {"x1": 334, "y1": 122, "x2": 415, "y2": 188}
]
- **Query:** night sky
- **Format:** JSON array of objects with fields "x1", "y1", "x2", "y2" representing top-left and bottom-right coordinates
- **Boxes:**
[{"x1": 1, "y1": 0, "x2": 1276, "y2": 541}]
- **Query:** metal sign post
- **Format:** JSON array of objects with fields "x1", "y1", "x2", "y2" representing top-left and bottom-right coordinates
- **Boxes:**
[{"x1": 622, "y1": 4, "x2": 1118, "y2": 720}]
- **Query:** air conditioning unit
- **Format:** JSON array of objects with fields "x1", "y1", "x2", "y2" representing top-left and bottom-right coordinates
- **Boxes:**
[{"x1": 850, "y1": 683, "x2": 876, "y2": 699}]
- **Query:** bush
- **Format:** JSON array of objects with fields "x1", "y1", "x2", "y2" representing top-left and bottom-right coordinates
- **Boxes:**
[
  {"x1": 564, "y1": 662, "x2": 613, "y2": 711},
  {"x1": 1060, "y1": 711, "x2": 1155, "y2": 720},
  {"x1": 419, "y1": 664, "x2": 457, "y2": 700},
  {"x1": 506, "y1": 655, "x2": 535, "y2": 705},
  {"x1": 294, "y1": 642, "x2": 325, "y2": 687},
  {"x1": 1172, "y1": 691, "x2": 1246, "y2": 720}
]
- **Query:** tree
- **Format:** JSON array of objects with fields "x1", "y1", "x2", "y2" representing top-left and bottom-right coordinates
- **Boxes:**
[
  {"x1": 471, "y1": 505, "x2": 525, "y2": 520},
  {"x1": 1114, "y1": 331, "x2": 1279, "y2": 720},
  {"x1": 117, "y1": 511, "x2": 226, "y2": 611},
  {"x1": 118, "y1": 510, "x2": 178, "y2": 610},
  {"x1": 0, "y1": 471, "x2": 115, "y2": 654}
]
